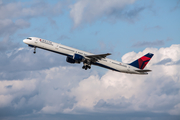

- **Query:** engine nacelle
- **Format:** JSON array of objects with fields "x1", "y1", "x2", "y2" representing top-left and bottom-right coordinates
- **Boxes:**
[
  {"x1": 66, "y1": 56, "x2": 76, "y2": 63},
  {"x1": 66, "y1": 54, "x2": 84, "y2": 64},
  {"x1": 73, "y1": 54, "x2": 84, "y2": 61}
]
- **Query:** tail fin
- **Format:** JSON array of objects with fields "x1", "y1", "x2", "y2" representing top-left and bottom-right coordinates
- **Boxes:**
[{"x1": 129, "y1": 53, "x2": 154, "y2": 69}]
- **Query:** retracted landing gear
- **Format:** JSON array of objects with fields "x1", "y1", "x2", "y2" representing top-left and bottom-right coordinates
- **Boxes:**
[
  {"x1": 33, "y1": 47, "x2": 36, "y2": 54},
  {"x1": 82, "y1": 60, "x2": 91, "y2": 70}
]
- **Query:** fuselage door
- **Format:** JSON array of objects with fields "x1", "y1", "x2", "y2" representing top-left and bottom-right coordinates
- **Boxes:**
[
  {"x1": 35, "y1": 39, "x2": 38, "y2": 44},
  {"x1": 127, "y1": 66, "x2": 130, "y2": 72},
  {"x1": 55, "y1": 45, "x2": 59, "y2": 50}
]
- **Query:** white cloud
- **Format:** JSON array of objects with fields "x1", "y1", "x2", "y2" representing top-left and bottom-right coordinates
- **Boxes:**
[
  {"x1": 0, "y1": 79, "x2": 37, "y2": 108},
  {"x1": 169, "y1": 103, "x2": 180, "y2": 115},
  {"x1": 70, "y1": 0, "x2": 140, "y2": 28},
  {"x1": 0, "y1": 95, "x2": 13, "y2": 108},
  {"x1": 0, "y1": 44, "x2": 180, "y2": 118},
  {"x1": 132, "y1": 40, "x2": 165, "y2": 48},
  {"x1": 0, "y1": 19, "x2": 30, "y2": 36},
  {"x1": 40, "y1": 105, "x2": 64, "y2": 114},
  {"x1": 0, "y1": 1, "x2": 62, "y2": 20},
  {"x1": 0, "y1": 1, "x2": 63, "y2": 36},
  {"x1": 69, "y1": 44, "x2": 180, "y2": 115}
]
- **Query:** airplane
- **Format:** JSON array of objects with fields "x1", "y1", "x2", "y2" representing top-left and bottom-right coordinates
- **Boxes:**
[{"x1": 23, "y1": 37, "x2": 154, "y2": 75}]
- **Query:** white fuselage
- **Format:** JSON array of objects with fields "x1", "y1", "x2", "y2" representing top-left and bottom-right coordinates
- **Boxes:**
[{"x1": 23, "y1": 37, "x2": 147, "y2": 74}]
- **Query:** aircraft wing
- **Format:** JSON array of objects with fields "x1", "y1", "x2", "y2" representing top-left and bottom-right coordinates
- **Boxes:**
[
  {"x1": 85, "y1": 53, "x2": 111, "y2": 62},
  {"x1": 135, "y1": 69, "x2": 152, "y2": 72}
]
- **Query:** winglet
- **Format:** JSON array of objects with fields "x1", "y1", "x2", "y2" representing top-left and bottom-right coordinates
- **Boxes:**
[{"x1": 129, "y1": 53, "x2": 154, "y2": 69}]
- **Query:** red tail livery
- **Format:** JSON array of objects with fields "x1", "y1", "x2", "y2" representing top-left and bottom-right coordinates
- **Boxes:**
[{"x1": 129, "y1": 53, "x2": 154, "y2": 70}]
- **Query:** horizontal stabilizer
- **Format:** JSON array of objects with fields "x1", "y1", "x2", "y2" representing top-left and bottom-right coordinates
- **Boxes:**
[{"x1": 135, "y1": 69, "x2": 152, "y2": 72}]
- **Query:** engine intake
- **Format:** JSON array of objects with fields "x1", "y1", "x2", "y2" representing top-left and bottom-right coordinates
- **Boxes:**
[{"x1": 66, "y1": 56, "x2": 76, "y2": 63}]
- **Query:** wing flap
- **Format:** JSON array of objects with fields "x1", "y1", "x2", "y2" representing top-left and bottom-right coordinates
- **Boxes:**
[{"x1": 86, "y1": 53, "x2": 111, "y2": 60}]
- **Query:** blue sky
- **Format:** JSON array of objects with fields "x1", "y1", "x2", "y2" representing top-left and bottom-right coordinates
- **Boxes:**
[
  {"x1": 7, "y1": 0, "x2": 180, "y2": 58},
  {"x1": 0, "y1": 0, "x2": 180, "y2": 120}
]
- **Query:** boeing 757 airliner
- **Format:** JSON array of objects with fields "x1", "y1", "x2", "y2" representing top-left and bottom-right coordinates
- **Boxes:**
[{"x1": 23, "y1": 37, "x2": 153, "y2": 74}]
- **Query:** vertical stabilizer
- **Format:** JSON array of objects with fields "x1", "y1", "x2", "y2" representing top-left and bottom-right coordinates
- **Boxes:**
[{"x1": 129, "y1": 53, "x2": 154, "y2": 69}]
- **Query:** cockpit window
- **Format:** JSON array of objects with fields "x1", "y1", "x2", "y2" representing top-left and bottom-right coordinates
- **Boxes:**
[{"x1": 27, "y1": 38, "x2": 32, "y2": 40}]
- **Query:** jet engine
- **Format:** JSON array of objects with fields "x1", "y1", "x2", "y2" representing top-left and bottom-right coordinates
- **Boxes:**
[
  {"x1": 66, "y1": 54, "x2": 84, "y2": 64},
  {"x1": 66, "y1": 56, "x2": 76, "y2": 63}
]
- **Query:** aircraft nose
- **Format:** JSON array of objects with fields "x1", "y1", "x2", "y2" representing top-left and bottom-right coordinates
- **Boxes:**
[{"x1": 23, "y1": 39, "x2": 28, "y2": 44}]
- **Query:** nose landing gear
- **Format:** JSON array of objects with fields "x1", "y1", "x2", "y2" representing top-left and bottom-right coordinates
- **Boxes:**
[{"x1": 33, "y1": 47, "x2": 36, "y2": 54}]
